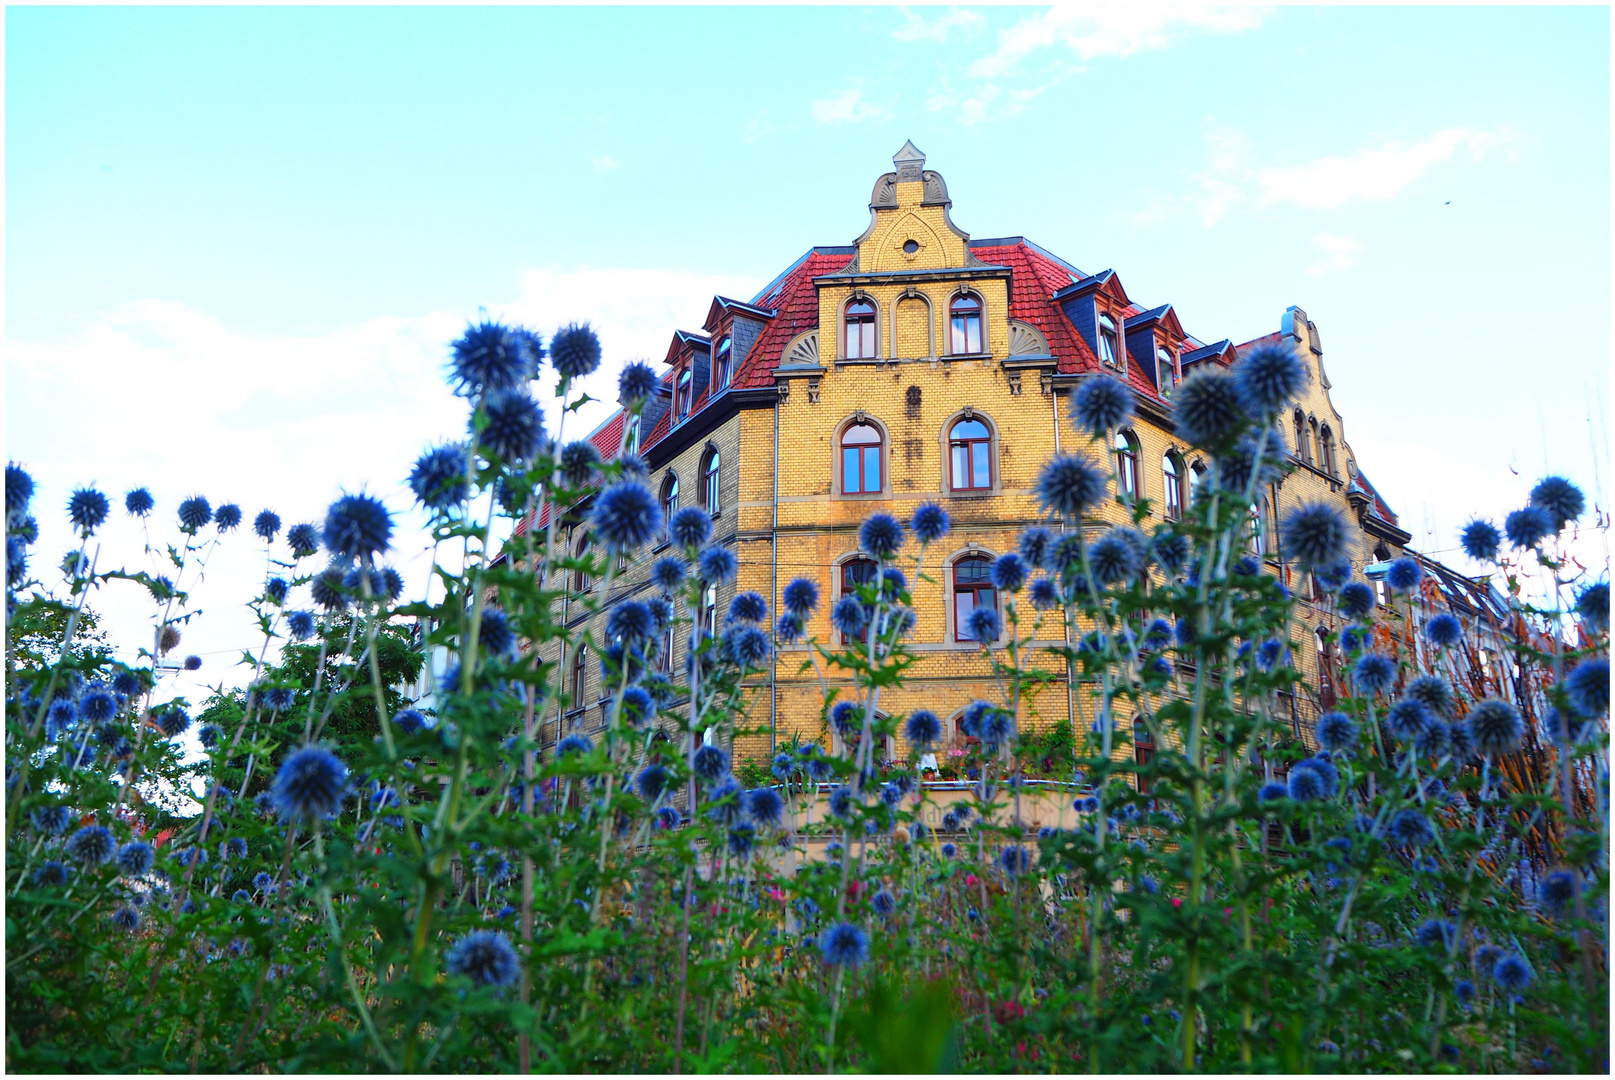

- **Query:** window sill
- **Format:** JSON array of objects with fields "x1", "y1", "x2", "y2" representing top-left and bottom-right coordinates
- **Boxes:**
[{"x1": 945, "y1": 488, "x2": 1001, "y2": 500}]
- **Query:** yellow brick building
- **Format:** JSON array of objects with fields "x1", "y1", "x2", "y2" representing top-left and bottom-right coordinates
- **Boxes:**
[{"x1": 529, "y1": 142, "x2": 1419, "y2": 770}]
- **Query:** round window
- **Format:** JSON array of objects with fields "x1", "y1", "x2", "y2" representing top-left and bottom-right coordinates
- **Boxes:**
[{"x1": 902, "y1": 239, "x2": 919, "y2": 255}]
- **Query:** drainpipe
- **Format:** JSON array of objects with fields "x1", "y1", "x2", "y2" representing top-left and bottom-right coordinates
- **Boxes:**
[
  {"x1": 771, "y1": 394, "x2": 780, "y2": 755},
  {"x1": 1055, "y1": 386, "x2": 1074, "y2": 735}
]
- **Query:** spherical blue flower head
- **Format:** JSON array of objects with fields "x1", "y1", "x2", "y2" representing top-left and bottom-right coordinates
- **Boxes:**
[
  {"x1": 769, "y1": 578, "x2": 819, "y2": 624},
  {"x1": 43, "y1": 698, "x2": 77, "y2": 741},
  {"x1": 407, "y1": 444, "x2": 470, "y2": 512},
  {"x1": 1383, "y1": 557, "x2": 1421, "y2": 593},
  {"x1": 829, "y1": 594, "x2": 867, "y2": 638},
  {"x1": 598, "y1": 604, "x2": 650, "y2": 653},
  {"x1": 548, "y1": 322, "x2": 602, "y2": 381},
  {"x1": 208, "y1": 503, "x2": 242, "y2": 534},
  {"x1": 729, "y1": 591, "x2": 768, "y2": 624},
  {"x1": 109, "y1": 905, "x2": 142, "y2": 933},
  {"x1": 1530, "y1": 475, "x2": 1585, "y2": 530},
  {"x1": 1415, "y1": 918, "x2": 1457, "y2": 950},
  {"x1": 1388, "y1": 809, "x2": 1436, "y2": 847},
  {"x1": 999, "y1": 844, "x2": 1031, "y2": 875},
  {"x1": 825, "y1": 783, "x2": 859, "y2": 821},
  {"x1": 1233, "y1": 342, "x2": 1308, "y2": 417},
  {"x1": 5, "y1": 535, "x2": 27, "y2": 587},
  {"x1": 1467, "y1": 698, "x2": 1524, "y2": 756},
  {"x1": 1567, "y1": 658, "x2": 1609, "y2": 717},
  {"x1": 726, "y1": 823, "x2": 756, "y2": 858},
  {"x1": 1353, "y1": 653, "x2": 1396, "y2": 695},
  {"x1": 446, "y1": 321, "x2": 539, "y2": 400},
  {"x1": 376, "y1": 566, "x2": 405, "y2": 602},
  {"x1": 691, "y1": 545, "x2": 735, "y2": 586},
  {"x1": 1257, "y1": 780, "x2": 1289, "y2": 803},
  {"x1": 723, "y1": 624, "x2": 770, "y2": 668},
  {"x1": 1297, "y1": 755, "x2": 1339, "y2": 797},
  {"x1": 555, "y1": 440, "x2": 600, "y2": 489},
  {"x1": 1336, "y1": 627, "x2": 1367, "y2": 655},
  {"x1": 1504, "y1": 505, "x2": 1553, "y2": 551},
  {"x1": 118, "y1": 486, "x2": 156, "y2": 519},
  {"x1": 1027, "y1": 577, "x2": 1060, "y2": 612},
  {"x1": 640, "y1": 559, "x2": 683, "y2": 600},
  {"x1": 830, "y1": 700, "x2": 860, "y2": 737},
  {"x1": 182, "y1": 654, "x2": 202, "y2": 672},
  {"x1": 555, "y1": 734, "x2": 593, "y2": 760},
  {"x1": 1574, "y1": 581, "x2": 1610, "y2": 634},
  {"x1": 272, "y1": 745, "x2": 348, "y2": 822},
  {"x1": 1036, "y1": 454, "x2": 1107, "y2": 520},
  {"x1": 1137, "y1": 618, "x2": 1172, "y2": 653},
  {"x1": 1287, "y1": 768, "x2": 1323, "y2": 801},
  {"x1": 705, "y1": 779, "x2": 745, "y2": 826},
  {"x1": 1218, "y1": 427, "x2": 1286, "y2": 494},
  {"x1": 775, "y1": 613, "x2": 804, "y2": 644},
  {"x1": 1089, "y1": 531, "x2": 1141, "y2": 585},
  {"x1": 866, "y1": 887, "x2": 897, "y2": 918},
  {"x1": 1447, "y1": 718, "x2": 1476, "y2": 761},
  {"x1": 80, "y1": 689, "x2": 118, "y2": 724},
  {"x1": 1279, "y1": 501, "x2": 1350, "y2": 570},
  {"x1": 966, "y1": 605, "x2": 1001, "y2": 645},
  {"x1": 1147, "y1": 532, "x2": 1189, "y2": 575},
  {"x1": 197, "y1": 723, "x2": 223, "y2": 749},
  {"x1": 1255, "y1": 640, "x2": 1284, "y2": 673},
  {"x1": 744, "y1": 786, "x2": 784, "y2": 828},
  {"x1": 479, "y1": 389, "x2": 547, "y2": 464},
  {"x1": 769, "y1": 752, "x2": 796, "y2": 782},
  {"x1": 804, "y1": 755, "x2": 833, "y2": 783},
  {"x1": 223, "y1": 836, "x2": 248, "y2": 860},
  {"x1": 322, "y1": 493, "x2": 392, "y2": 562},
  {"x1": 1384, "y1": 697, "x2": 1430, "y2": 740},
  {"x1": 67, "y1": 824, "x2": 115, "y2": 864},
  {"x1": 904, "y1": 709, "x2": 941, "y2": 747},
  {"x1": 1314, "y1": 712, "x2": 1356, "y2": 753},
  {"x1": 669, "y1": 506, "x2": 712, "y2": 549},
  {"x1": 820, "y1": 921, "x2": 868, "y2": 967},
  {"x1": 1538, "y1": 869, "x2": 1577, "y2": 915},
  {"x1": 1492, "y1": 955, "x2": 1531, "y2": 993},
  {"x1": 633, "y1": 763, "x2": 668, "y2": 801},
  {"x1": 1173, "y1": 367, "x2": 1248, "y2": 449},
  {"x1": 34, "y1": 859, "x2": 70, "y2": 887},
  {"x1": 446, "y1": 929, "x2": 521, "y2": 988},
  {"x1": 255, "y1": 575, "x2": 289, "y2": 608},
  {"x1": 1453, "y1": 979, "x2": 1476, "y2": 1008},
  {"x1": 980, "y1": 707, "x2": 1013, "y2": 749},
  {"x1": 616, "y1": 360, "x2": 659, "y2": 405},
  {"x1": 155, "y1": 705, "x2": 191, "y2": 739},
  {"x1": 284, "y1": 523, "x2": 319, "y2": 560},
  {"x1": 1333, "y1": 582, "x2": 1375, "y2": 621},
  {"x1": 690, "y1": 743, "x2": 729, "y2": 784},
  {"x1": 67, "y1": 488, "x2": 111, "y2": 533},
  {"x1": 310, "y1": 566, "x2": 349, "y2": 612},
  {"x1": 30, "y1": 805, "x2": 72, "y2": 835},
  {"x1": 1072, "y1": 375, "x2": 1136, "y2": 436},
  {"x1": 858, "y1": 514, "x2": 904, "y2": 560},
  {"x1": 937, "y1": 842, "x2": 959, "y2": 861},
  {"x1": 990, "y1": 552, "x2": 1027, "y2": 593},
  {"x1": 593, "y1": 479, "x2": 662, "y2": 551},
  {"x1": 477, "y1": 607, "x2": 517, "y2": 658},
  {"x1": 1424, "y1": 613, "x2": 1462, "y2": 648},
  {"x1": 260, "y1": 686, "x2": 296, "y2": 714},
  {"x1": 6, "y1": 462, "x2": 35, "y2": 522}
]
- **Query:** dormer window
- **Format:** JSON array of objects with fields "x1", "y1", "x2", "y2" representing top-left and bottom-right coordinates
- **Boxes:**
[
  {"x1": 714, "y1": 336, "x2": 733, "y2": 390},
  {"x1": 1157, "y1": 348, "x2": 1177, "y2": 397},
  {"x1": 625, "y1": 415, "x2": 641, "y2": 456},
  {"x1": 845, "y1": 300, "x2": 877, "y2": 359},
  {"x1": 950, "y1": 294, "x2": 983, "y2": 354},
  {"x1": 1098, "y1": 314, "x2": 1122, "y2": 370},
  {"x1": 675, "y1": 366, "x2": 693, "y2": 421}
]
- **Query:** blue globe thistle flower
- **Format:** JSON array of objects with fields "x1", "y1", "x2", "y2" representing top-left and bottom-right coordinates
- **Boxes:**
[
  {"x1": 323, "y1": 493, "x2": 392, "y2": 562},
  {"x1": 593, "y1": 480, "x2": 662, "y2": 551},
  {"x1": 643, "y1": 557, "x2": 684, "y2": 596},
  {"x1": 1258, "y1": 781, "x2": 1289, "y2": 803},
  {"x1": 5, "y1": 536, "x2": 26, "y2": 587},
  {"x1": 1415, "y1": 918, "x2": 1457, "y2": 950},
  {"x1": 911, "y1": 502, "x2": 950, "y2": 545},
  {"x1": 1089, "y1": 531, "x2": 1141, "y2": 584},
  {"x1": 830, "y1": 595, "x2": 866, "y2": 638},
  {"x1": 1385, "y1": 557, "x2": 1422, "y2": 592},
  {"x1": 1530, "y1": 475, "x2": 1585, "y2": 529},
  {"x1": 260, "y1": 576, "x2": 290, "y2": 606},
  {"x1": 1173, "y1": 368, "x2": 1248, "y2": 449},
  {"x1": 1338, "y1": 626, "x2": 1366, "y2": 653},
  {"x1": 1447, "y1": 718, "x2": 1476, "y2": 761},
  {"x1": 1044, "y1": 533, "x2": 1085, "y2": 577},
  {"x1": 723, "y1": 624, "x2": 770, "y2": 668},
  {"x1": 214, "y1": 503, "x2": 242, "y2": 531},
  {"x1": 479, "y1": 390, "x2": 547, "y2": 463},
  {"x1": 1424, "y1": 613, "x2": 1462, "y2": 648},
  {"x1": 228, "y1": 888, "x2": 254, "y2": 905},
  {"x1": 804, "y1": 755, "x2": 833, "y2": 784},
  {"x1": 31, "y1": 805, "x2": 72, "y2": 835},
  {"x1": 80, "y1": 689, "x2": 118, "y2": 724},
  {"x1": 310, "y1": 567, "x2": 349, "y2": 611},
  {"x1": 182, "y1": 655, "x2": 202, "y2": 672},
  {"x1": 67, "y1": 825, "x2": 115, "y2": 864},
  {"x1": 197, "y1": 724, "x2": 221, "y2": 749},
  {"x1": 821, "y1": 921, "x2": 868, "y2": 967},
  {"x1": 859, "y1": 514, "x2": 904, "y2": 559},
  {"x1": 381, "y1": 566, "x2": 406, "y2": 601},
  {"x1": 991, "y1": 553, "x2": 1027, "y2": 593},
  {"x1": 1233, "y1": 555, "x2": 1260, "y2": 578},
  {"x1": 1574, "y1": 581, "x2": 1609, "y2": 634},
  {"x1": 446, "y1": 929, "x2": 521, "y2": 987},
  {"x1": 408, "y1": 444, "x2": 470, "y2": 510},
  {"x1": 1385, "y1": 697, "x2": 1430, "y2": 740},
  {"x1": 980, "y1": 707, "x2": 1013, "y2": 748},
  {"x1": 1281, "y1": 502, "x2": 1350, "y2": 570},
  {"x1": 668, "y1": 505, "x2": 712, "y2": 549},
  {"x1": 1475, "y1": 943, "x2": 1504, "y2": 976},
  {"x1": 1388, "y1": 809, "x2": 1436, "y2": 847},
  {"x1": 727, "y1": 824, "x2": 756, "y2": 858},
  {"x1": 34, "y1": 860, "x2": 70, "y2": 886},
  {"x1": 1016, "y1": 526, "x2": 1053, "y2": 568},
  {"x1": 1153, "y1": 532, "x2": 1191, "y2": 573},
  {"x1": 1028, "y1": 577, "x2": 1060, "y2": 611},
  {"x1": 1353, "y1": 653, "x2": 1396, "y2": 695},
  {"x1": 549, "y1": 322, "x2": 601, "y2": 380},
  {"x1": 1454, "y1": 979, "x2": 1476, "y2": 1007},
  {"x1": 1456, "y1": 518, "x2": 1502, "y2": 563},
  {"x1": 729, "y1": 591, "x2": 768, "y2": 623},
  {"x1": 155, "y1": 705, "x2": 190, "y2": 739},
  {"x1": 940, "y1": 842, "x2": 957, "y2": 858},
  {"x1": 271, "y1": 745, "x2": 348, "y2": 822},
  {"x1": 618, "y1": 360, "x2": 658, "y2": 404},
  {"x1": 262, "y1": 687, "x2": 297, "y2": 713},
  {"x1": 222, "y1": 837, "x2": 248, "y2": 860},
  {"x1": 1505, "y1": 505, "x2": 1553, "y2": 550},
  {"x1": 1539, "y1": 869, "x2": 1576, "y2": 915},
  {"x1": 778, "y1": 577, "x2": 821, "y2": 619},
  {"x1": 1072, "y1": 375, "x2": 1135, "y2": 436},
  {"x1": 1140, "y1": 617, "x2": 1173, "y2": 651},
  {"x1": 1337, "y1": 582, "x2": 1375, "y2": 619},
  {"x1": 477, "y1": 607, "x2": 517, "y2": 658},
  {"x1": 650, "y1": 806, "x2": 681, "y2": 832},
  {"x1": 904, "y1": 709, "x2": 941, "y2": 747},
  {"x1": 1255, "y1": 639, "x2": 1284, "y2": 672},
  {"x1": 1218, "y1": 428, "x2": 1286, "y2": 494},
  {"x1": 775, "y1": 613, "x2": 804, "y2": 643},
  {"x1": 706, "y1": 779, "x2": 745, "y2": 826},
  {"x1": 124, "y1": 488, "x2": 155, "y2": 518},
  {"x1": 6, "y1": 462, "x2": 35, "y2": 521},
  {"x1": 1415, "y1": 720, "x2": 1454, "y2": 758},
  {"x1": 697, "y1": 545, "x2": 737, "y2": 583},
  {"x1": 871, "y1": 888, "x2": 896, "y2": 918},
  {"x1": 47, "y1": 700, "x2": 78, "y2": 739},
  {"x1": 1313, "y1": 560, "x2": 1351, "y2": 594},
  {"x1": 770, "y1": 752, "x2": 796, "y2": 781},
  {"x1": 249, "y1": 510, "x2": 282, "y2": 543},
  {"x1": 999, "y1": 845, "x2": 1031, "y2": 875},
  {"x1": 634, "y1": 763, "x2": 668, "y2": 801},
  {"x1": 826, "y1": 783, "x2": 856, "y2": 821},
  {"x1": 285, "y1": 523, "x2": 320, "y2": 559},
  {"x1": 830, "y1": 700, "x2": 860, "y2": 737},
  {"x1": 600, "y1": 603, "x2": 650, "y2": 651},
  {"x1": 172, "y1": 495, "x2": 212, "y2": 533},
  {"x1": 555, "y1": 734, "x2": 593, "y2": 759},
  {"x1": 966, "y1": 605, "x2": 1001, "y2": 645},
  {"x1": 251, "y1": 871, "x2": 275, "y2": 893},
  {"x1": 1567, "y1": 658, "x2": 1609, "y2": 717},
  {"x1": 1315, "y1": 712, "x2": 1356, "y2": 753},
  {"x1": 1233, "y1": 342, "x2": 1308, "y2": 416},
  {"x1": 68, "y1": 488, "x2": 111, "y2": 533},
  {"x1": 450, "y1": 321, "x2": 538, "y2": 397},
  {"x1": 111, "y1": 669, "x2": 144, "y2": 698},
  {"x1": 1287, "y1": 768, "x2": 1324, "y2": 801},
  {"x1": 111, "y1": 906, "x2": 142, "y2": 933},
  {"x1": 558, "y1": 440, "x2": 602, "y2": 489},
  {"x1": 692, "y1": 744, "x2": 729, "y2": 783},
  {"x1": 746, "y1": 786, "x2": 784, "y2": 828},
  {"x1": 1036, "y1": 454, "x2": 1107, "y2": 520},
  {"x1": 1467, "y1": 698, "x2": 1524, "y2": 756},
  {"x1": 1492, "y1": 955, "x2": 1531, "y2": 993}
]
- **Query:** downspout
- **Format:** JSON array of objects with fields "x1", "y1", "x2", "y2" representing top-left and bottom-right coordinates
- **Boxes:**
[
  {"x1": 771, "y1": 392, "x2": 780, "y2": 755},
  {"x1": 1055, "y1": 385, "x2": 1074, "y2": 735}
]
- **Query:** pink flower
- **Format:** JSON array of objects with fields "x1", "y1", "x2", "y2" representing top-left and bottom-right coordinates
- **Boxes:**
[
  {"x1": 1171, "y1": 897, "x2": 1183, "y2": 908},
  {"x1": 965, "y1": 874, "x2": 980, "y2": 887}
]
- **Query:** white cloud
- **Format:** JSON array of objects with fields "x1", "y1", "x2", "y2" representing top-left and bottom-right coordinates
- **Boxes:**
[
  {"x1": 1258, "y1": 127, "x2": 1517, "y2": 210},
  {"x1": 1305, "y1": 232, "x2": 1365, "y2": 278},
  {"x1": 969, "y1": 4, "x2": 1266, "y2": 78},
  {"x1": 892, "y1": 7, "x2": 983, "y2": 43},
  {"x1": 810, "y1": 88, "x2": 890, "y2": 126},
  {"x1": 590, "y1": 154, "x2": 619, "y2": 173}
]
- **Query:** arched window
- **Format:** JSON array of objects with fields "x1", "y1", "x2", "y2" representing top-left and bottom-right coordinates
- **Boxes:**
[
  {"x1": 1098, "y1": 314, "x2": 1122, "y2": 370},
  {"x1": 1293, "y1": 410, "x2": 1312, "y2": 464},
  {"x1": 701, "y1": 582, "x2": 717, "y2": 637},
  {"x1": 573, "y1": 534, "x2": 592, "y2": 592},
  {"x1": 1190, "y1": 462, "x2": 1209, "y2": 504},
  {"x1": 1115, "y1": 430, "x2": 1141, "y2": 500},
  {"x1": 1162, "y1": 453, "x2": 1185, "y2": 520},
  {"x1": 1157, "y1": 348, "x2": 1177, "y2": 397},
  {"x1": 713, "y1": 336, "x2": 733, "y2": 390},
  {"x1": 569, "y1": 645, "x2": 589, "y2": 711},
  {"x1": 675, "y1": 366, "x2": 694, "y2": 420},
  {"x1": 840, "y1": 558, "x2": 876, "y2": 644},
  {"x1": 840, "y1": 715, "x2": 896, "y2": 765},
  {"x1": 1318, "y1": 426, "x2": 1336, "y2": 476},
  {"x1": 657, "y1": 616, "x2": 674, "y2": 673},
  {"x1": 1133, "y1": 718, "x2": 1155, "y2": 793},
  {"x1": 1249, "y1": 500, "x2": 1268, "y2": 555},
  {"x1": 702, "y1": 449, "x2": 721, "y2": 515},
  {"x1": 950, "y1": 294, "x2": 983, "y2": 354},
  {"x1": 661, "y1": 474, "x2": 680, "y2": 543},
  {"x1": 953, "y1": 555, "x2": 997, "y2": 642},
  {"x1": 625, "y1": 414, "x2": 641, "y2": 456},
  {"x1": 948, "y1": 417, "x2": 992, "y2": 490},
  {"x1": 841, "y1": 422, "x2": 883, "y2": 494},
  {"x1": 845, "y1": 299, "x2": 877, "y2": 359}
]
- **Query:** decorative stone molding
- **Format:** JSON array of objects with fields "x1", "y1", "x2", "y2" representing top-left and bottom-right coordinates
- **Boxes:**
[
  {"x1": 1008, "y1": 319, "x2": 1051, "y2": 357},
  {"x1": 784, "y1": 329, "x2": 819, "y2": 368}
]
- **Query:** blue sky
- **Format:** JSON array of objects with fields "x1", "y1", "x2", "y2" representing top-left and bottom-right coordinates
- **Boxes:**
[{"x1": 7, "y1": 4, "x2": 1609, "y2": 688}]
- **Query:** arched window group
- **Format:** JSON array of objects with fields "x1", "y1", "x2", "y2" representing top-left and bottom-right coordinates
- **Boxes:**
[
  {"x1": 1294, "y1": 410, "x2": 1312, "y2": 465},
  {"x1": 950, "y1": 294, "x2": 983, "y2": 354}
]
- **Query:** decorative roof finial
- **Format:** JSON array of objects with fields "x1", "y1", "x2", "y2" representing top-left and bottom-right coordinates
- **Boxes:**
[{"x1": 893, "y1": 140, "x2": 926, "y2": 183}]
